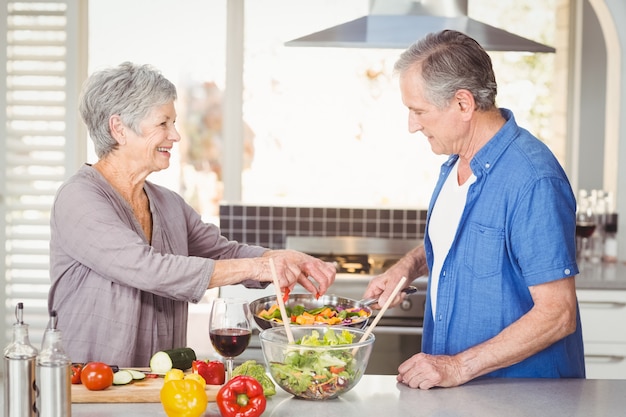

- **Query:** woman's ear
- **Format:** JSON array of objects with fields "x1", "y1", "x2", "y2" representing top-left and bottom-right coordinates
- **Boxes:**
[{"x1": 109, "y1": 115, "x2": 127, "y2": 145}]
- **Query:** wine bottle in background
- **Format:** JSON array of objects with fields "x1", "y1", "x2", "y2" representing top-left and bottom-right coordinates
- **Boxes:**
[
  {"x1": 3, "y1": 302, "x2": 38, "y2": 417},
  {"x1": 602, "y1": 213, "x2": 619, "y2": 263},
  {"x1": 589, "y1": 189, "x2": 606, "y2": 263}
]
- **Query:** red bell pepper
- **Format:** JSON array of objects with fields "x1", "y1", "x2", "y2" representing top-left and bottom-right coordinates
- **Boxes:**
[
  {"x1": 282, "y1": 287, "x2": 291, "y2": 303},
  {"x1": 192, "y1": 360, "x2": 225, "y2": 385},
  {"x1": 216, "y1": 375, "x2": 266, "y2": 417}
]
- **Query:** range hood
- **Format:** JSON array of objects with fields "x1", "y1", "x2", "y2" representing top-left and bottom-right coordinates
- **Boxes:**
[{"x1": 285, "y1": 0, "x2": 555, "y2": 53}]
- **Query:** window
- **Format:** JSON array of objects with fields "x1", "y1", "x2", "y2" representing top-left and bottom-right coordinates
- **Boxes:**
[
  {"x1": 1, "y1": 0, "x2": 86, "y2": 349},
  {"x1": 86, "y1": 0, "x2": 559, "y2": 218}
]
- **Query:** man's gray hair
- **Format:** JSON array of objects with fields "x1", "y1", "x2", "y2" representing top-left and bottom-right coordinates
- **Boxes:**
[{"x1": 394, "y1": 30, "x2": 498, "y2": 111}]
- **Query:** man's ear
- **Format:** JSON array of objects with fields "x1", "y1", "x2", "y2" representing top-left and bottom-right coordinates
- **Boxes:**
[
  {"x1": 109, "y1": 114, "x2": 127, "y2": 145},
  {"x1": 455, "y1": 89, "x2": 475, "y2": 120}
]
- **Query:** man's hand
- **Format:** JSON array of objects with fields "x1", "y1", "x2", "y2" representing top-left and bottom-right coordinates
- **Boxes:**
[
  {"x1": 363, "y1": 244, "x2": 428, "y2": 309},
  {"x1": 362, "y1": 273, "x2": 407, "y2": 310},
  {"x1": 397, "y1": 352, "x2": 465, "y2": 390}
]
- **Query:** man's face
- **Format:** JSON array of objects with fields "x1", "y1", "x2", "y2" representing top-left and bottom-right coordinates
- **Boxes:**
[{"x1": 399, "y1": 67, "x2": 466, "y2": 156}]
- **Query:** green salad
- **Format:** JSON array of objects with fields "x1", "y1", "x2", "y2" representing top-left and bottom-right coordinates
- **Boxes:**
[{"x1": 268, "y1": 329, "x2": 360, "y2": 399}]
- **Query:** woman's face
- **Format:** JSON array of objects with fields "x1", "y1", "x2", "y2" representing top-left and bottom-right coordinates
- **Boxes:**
[{"x1": 125, "y1": 101, "x2": 181, "y2": 174}]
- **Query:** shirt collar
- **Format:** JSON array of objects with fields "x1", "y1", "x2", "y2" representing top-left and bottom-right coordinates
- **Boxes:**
[
  {"x1": 439, "y1": 108, "x2": 519, "y2": 174},
  {"x1": 469, "y1": 108, "x2": 518, "y2": 176}
]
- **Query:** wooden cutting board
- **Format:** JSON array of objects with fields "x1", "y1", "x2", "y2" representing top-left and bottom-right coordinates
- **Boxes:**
[{"x1": 71, "y1": 374, "x2": 222, "y2": 403}]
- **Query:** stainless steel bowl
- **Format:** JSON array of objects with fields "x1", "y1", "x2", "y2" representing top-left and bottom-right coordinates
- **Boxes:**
[{"x1": 249, "y1": 293, "x2": 372, "y2": 331}]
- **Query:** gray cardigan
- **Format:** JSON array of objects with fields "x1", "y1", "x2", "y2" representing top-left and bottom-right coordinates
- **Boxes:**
[{"x1": 48, "y1": 165, "x2": 266, "y2": 367}]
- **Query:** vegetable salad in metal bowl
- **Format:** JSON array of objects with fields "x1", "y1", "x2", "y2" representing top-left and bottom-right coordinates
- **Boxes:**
[
  {"x1": 259, "y1": 326, "x2": 375, "y2": 400},
  {"x1": 250, "y1": 294, "x2": 372, "y2": 331}
]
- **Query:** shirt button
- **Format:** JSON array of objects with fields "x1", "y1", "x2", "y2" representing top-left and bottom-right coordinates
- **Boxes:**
[
  {"x1": 485, "y1": 163, "x2": 491, "y2": 169},
  {"x1": 564, "y1": 269, "x2": 571, "y2": 275},
  {"x1": 438, "y1": 314, "x2": 443, "y2": 321}
]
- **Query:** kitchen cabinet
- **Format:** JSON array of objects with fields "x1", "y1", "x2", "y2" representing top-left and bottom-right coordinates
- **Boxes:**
[{"x1": 577, "y1": 288, "x2": 626, "y2": 378}]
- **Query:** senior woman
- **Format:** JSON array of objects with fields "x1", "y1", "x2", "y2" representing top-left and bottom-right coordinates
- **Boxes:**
[{"x1": 48, "y1": 62, "x2": 335, "y2": 367}]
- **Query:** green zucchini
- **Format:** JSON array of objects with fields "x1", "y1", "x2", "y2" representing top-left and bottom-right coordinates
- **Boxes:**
[
  {"x1": 149, "y1": 347, "x2": 196, "y2": 374},
  {"x1": 123, "y1": 369, "x2": 146, "y2": 380},
  {"x1": 113, "y1": 370, "x2": 134, "y2": 385}
]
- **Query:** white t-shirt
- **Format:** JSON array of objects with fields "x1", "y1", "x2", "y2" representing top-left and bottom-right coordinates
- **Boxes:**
[{"x1": 429, "y1": 160, "x2": 476, "y2": 318}]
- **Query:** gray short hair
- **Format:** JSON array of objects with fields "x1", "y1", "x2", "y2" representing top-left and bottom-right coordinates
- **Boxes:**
[
  {"x1": 78, "y1": 62, "x2": 177, "y2": 158},
  {"x1": 394, "y1": 30, "x2": 497, "y2": 111}
]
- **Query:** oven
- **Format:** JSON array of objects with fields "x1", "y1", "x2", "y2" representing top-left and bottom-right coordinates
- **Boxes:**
[{"x1": 219, "y1": 236, "x2": 427, "y2": 375}]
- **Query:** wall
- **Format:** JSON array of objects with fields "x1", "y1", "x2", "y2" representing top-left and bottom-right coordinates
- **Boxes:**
[{"x1": 219, "y1": 204, "x2": 427, "y2": 248}]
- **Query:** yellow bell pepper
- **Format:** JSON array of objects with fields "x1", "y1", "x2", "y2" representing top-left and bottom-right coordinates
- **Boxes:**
[
  {"x1": 164, "y1": 369, "x2": 185, "y2": 383},
  {"x1": 160, "y1": 379, "x2": 208, "y2": 417},
  {"x1": 184, "y1": 373, "x2": 206, "y2": 388}
]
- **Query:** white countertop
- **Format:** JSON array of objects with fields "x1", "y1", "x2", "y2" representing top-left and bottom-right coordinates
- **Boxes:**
[
  {"x1": 575, "y1": 261, "x2": 626, "y2": 290},
  {"x1": 60, "y1": 375, "x2": 626, "y2": 417}
]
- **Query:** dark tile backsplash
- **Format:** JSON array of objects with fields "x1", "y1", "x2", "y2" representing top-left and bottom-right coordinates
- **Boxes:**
[{"x1": 219, "y1": 204, "x2": 427, "y2": 249}]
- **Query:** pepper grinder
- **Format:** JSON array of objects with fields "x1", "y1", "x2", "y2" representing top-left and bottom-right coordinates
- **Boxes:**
[
  {"x1": 3, "y1": 302, "x2": 39, "y2": 417},
  {"x1": 36, "y1": 310, "x2": 72, "y2": 417}
]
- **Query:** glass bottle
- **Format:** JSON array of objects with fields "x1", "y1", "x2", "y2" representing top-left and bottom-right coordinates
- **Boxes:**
[
  {"x1": 589, "y1": 189, "x2": 606, "y2": 263},
  {"x1": 602, "y1": 213, "x2": 618, "y2": 263},
  {"x1": 36, "y1": 310, "x2": 72, "y2": 417},
  {"x1": 3, "y1": 302, "x2": 38, "y2": 417}
]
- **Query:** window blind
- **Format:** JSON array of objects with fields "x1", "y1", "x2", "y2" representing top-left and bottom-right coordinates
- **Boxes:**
[{"x1": 1, "y1": 0, "x2": 86, "y2": 352}]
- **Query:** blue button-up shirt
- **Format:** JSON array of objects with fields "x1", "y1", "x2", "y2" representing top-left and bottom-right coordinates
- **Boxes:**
[{"x1": 422, "y1": 109, "x2": 585, "y2": 378}]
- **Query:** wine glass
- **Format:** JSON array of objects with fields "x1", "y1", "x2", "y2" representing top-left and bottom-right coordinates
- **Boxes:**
[
  {"x1": 576, "y1": 207, "x2": 596, "y2": 262},
  {"x1": 209, "y1": 298, "x2": 253, "y2": 382}
]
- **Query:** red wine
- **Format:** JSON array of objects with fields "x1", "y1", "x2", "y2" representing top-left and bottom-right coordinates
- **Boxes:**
[
  {"x1": 210, "y1": 328, "x2": 251, "y2": 357},
  {"x1": 576, "y1": 223, "x2": 596, "y2": 238}
]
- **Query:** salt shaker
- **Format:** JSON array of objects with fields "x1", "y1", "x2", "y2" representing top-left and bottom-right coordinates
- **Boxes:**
[
  {"x1": 3, "y1": 302, "x2": 38, "y2": 417},
  {"x1": 36, "y1": 310, "x2": 72, "y2": 417}
]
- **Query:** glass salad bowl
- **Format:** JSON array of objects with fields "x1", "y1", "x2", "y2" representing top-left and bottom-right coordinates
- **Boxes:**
[{"x1": 259, "y1": 326, "x2": 375, "y2": 400}]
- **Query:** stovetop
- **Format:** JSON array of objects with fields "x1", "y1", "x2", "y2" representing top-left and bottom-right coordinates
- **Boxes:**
[
  {"x1": 309, "y1": 253, "x2": 371, "y2": 274},
  {"x1": 287, "y1": 236, "x2": 421, "y2": 276}
]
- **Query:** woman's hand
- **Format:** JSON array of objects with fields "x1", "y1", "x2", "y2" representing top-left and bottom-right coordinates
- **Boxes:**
[
  {"x1": 209, "y1": 251, "x2": 335, "y2": 293},
  {"x1": 262, "y1": 250, "x2": 336, "y2": 296}
]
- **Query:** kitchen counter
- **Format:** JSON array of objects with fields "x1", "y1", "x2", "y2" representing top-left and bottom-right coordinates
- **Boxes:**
[
  {"x1": 42, "y1": 376, "x2": 626, "y2": 417},
  {"x1": 575, "y1": 261, "x2": 626, "y2": 290}
]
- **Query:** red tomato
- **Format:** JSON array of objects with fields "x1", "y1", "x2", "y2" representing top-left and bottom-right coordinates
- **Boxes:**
[
  {"x1": 71, "y1": 364, "x2": 83, "y2": 384},
  {"x1": 80, "y1": 362, "x2": 114, "y2": 391}
]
